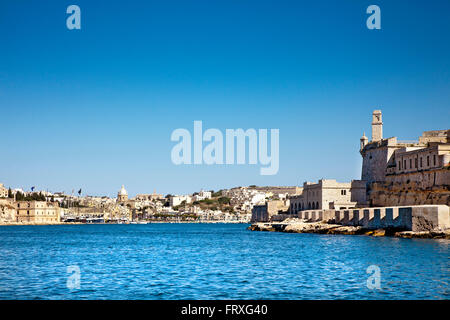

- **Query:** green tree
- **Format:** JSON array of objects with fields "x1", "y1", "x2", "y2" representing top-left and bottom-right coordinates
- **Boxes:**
[
  {"x1": 15, "y1": 191, "x2": 24, "y2": 201},
  {"x1": 218, "y1": 197, "x2": 230, "y2": 205},
  {"x1": 212, "y1": 190, "x2": 222, "y2": 197}
]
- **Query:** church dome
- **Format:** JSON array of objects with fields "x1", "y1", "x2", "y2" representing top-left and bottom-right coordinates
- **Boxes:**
[{"x1": 118, "y1": 185, "x2": 128, "y2": 196}]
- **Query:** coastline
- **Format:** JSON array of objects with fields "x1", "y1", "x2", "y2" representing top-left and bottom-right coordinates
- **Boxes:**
[
  {"x1": 0, "y1": 222, "x2": 83, "y2": 226},
  {"x1": 248, "y1": 219, "x2": 450, "y2": 239},
  {"x1": 0, "y1": 221, "x2": 250, "y2": 226}
]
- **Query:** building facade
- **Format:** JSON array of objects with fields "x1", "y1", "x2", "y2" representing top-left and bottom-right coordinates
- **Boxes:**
[
  {"x1": 289, "y1": 179, "x2": 367, "y2": 214},
  {"x1": 15, "y1": 201, "x2": 61, "y2": 223},
  {"x1": 361, "y1": 111, "x2": 450, "y2": 184},
  {"x1": 360, "y1": 110, "x2": 450, "y2": 206},
  {"x1": 193, "y1": 190, "x2": 212, "y2": 202},
  {"x1": 170, "y1": 195, "x2": 192, "y2": 207},
  {"x1": 251, "y1": 199, "x2": 290, "y2": 222}
]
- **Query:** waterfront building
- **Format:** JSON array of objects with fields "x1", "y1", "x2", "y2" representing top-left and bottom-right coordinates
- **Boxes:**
[
  {"x1": 15, "y1": 201, "x2": 61, "y2": 223},
  {"x1": 360, "y1": 110, "x2": 450, "y2": 184},
  {"x1": 360, "y1": 110, "x2": 450, "y2": 206},
  {"x1": 288, "y1": 179, "x2": 367, "y2": 214},
  {"x1": 251, "y1": 199, "x2": 290, "y2": 222}
]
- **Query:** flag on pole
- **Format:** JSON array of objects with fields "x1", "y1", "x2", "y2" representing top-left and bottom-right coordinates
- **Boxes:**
[
  {"x1": 31, "y1": 186, "x2": 35, "y2": 192},
  {"x1": 78, "y1": 189, "x2": 82, "y2": 196}
]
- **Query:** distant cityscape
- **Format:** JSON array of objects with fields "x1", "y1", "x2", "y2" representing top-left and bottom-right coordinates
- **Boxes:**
[{"x1": 0, "y1": 181, "x2": 302, "y2": 224}]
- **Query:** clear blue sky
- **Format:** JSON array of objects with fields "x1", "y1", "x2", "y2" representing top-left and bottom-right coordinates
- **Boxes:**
[{"x1": 1, "y1": 0, "x2": 449, "y2": 197}]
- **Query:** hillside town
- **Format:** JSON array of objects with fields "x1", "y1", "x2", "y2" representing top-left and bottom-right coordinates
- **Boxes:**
[
  {"x1": 0, "y1": 181, "x2": 300, "y2": 225},
  {"x1": 1, "y1": 110, "x2": 449, "y2": 229}
]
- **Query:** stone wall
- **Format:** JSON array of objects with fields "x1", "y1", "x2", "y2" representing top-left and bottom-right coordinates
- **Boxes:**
[
  {"x1": 361, "y1": 138, "x2": 400, "y2": 184},
  {"x1": 275, "y1": 205, "x2": 450, "y2": 231},
  {"x1": 251, "y1": 200, "x2": 290, "y2": 222},
  {"x1": 369, "y1": 167, "x2": 450, "y2": 207}
]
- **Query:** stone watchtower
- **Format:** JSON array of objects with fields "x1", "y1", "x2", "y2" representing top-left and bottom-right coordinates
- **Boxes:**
[
  {"x1": 371, "y1": 110, "x2": 383, "y2": 142},
  {"x1": 360, "y1": 109, "x2": 392, "y2": 185}
]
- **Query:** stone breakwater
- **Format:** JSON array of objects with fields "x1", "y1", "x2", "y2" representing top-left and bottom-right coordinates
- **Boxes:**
[{"x1": 248, "y1": 218, "x2": 450, "y2": 239}]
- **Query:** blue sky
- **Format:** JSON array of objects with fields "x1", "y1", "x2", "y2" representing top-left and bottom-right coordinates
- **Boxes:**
[{"x1": 0, "y1": 0, "x2": 449, "y2": 197}]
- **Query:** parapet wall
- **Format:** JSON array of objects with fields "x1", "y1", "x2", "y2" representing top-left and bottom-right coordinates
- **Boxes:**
[{"x1": 273, "y1": 205, "x2": 450, "y2": 231}]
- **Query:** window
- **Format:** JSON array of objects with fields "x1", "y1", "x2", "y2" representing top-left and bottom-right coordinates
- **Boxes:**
[
  {"x1": 420, "y1": 157, "x2": 422, "y2": 167},
  {"x1": 415, "y1": 158, "x2": 418, "y2": 168},
  {"x1": 398, "y1": 161, "x2": 401, "y2": 170},
  {"x1": 404, "y1": 160, "x2": 407, "y2": 170},
  {"x1": 409, "y1": 159, "x2": 412, "y2": 169},
  {"x1": 427, "y1": 156, "x2": 430, "y2": 166},
  {"x1": 434, "y1": 155, "x2": 436, "y2": 166}
]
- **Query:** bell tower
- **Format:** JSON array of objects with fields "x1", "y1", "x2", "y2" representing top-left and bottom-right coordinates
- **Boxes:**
[{"x1": 371, "y1": 110, "x2": 383, "y2": 142}]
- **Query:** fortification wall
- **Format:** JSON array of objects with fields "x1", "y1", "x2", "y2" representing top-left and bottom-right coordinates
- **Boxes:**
[
  {"x1": 385, "y1": 167, "x2": 450, "y2": 188},
  {"x1": 273, "y1": 205, "x2": 450, "y2": 231},
  {"x1": 369, "y1": 168, "x2": 450, "y2": 206},
  {"x1": 362, "y1": 146, "x2": 390, "y2": 183}
]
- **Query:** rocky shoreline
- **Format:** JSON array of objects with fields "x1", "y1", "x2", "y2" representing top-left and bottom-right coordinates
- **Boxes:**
[{"x1": 248, "y1": 218, "x2": 450, "y2": 239}]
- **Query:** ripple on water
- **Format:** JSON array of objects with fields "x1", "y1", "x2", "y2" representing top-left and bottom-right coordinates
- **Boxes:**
[{"x1": 0, "y1": 224, "x2": 448, "y2": 299}]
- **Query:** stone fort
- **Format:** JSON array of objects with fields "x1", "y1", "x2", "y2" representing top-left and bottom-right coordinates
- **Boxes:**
[
  {"x1": 252, "y1": 110, "x2": 449, "y2": 230},
  {"x1": 360, "y1": 110, "x2": 450, "y2": 206}
]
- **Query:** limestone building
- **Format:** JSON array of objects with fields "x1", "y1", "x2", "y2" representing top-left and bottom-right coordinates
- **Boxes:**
[
  {"x1": 360, "y1": 110, "x2": 450, "y2": 206},
  {"x1": 289, "y1": 179, "x2": 367, "y2": 214},
  {"x1": 117, "y1": 185, "x2": 128, "y2": 203},
  {"x1": 15, "y1": 201, "x2": 61, "y2": 223},
  {"x1": 170, "y1": 195, "x2": 192, "y2": 207},
  {"x1": 361, "y1": 111, "x2": 450, "y2": 184},
  {"x1": 135, "y1": 191, "x2": 164, "y2": 201},
  {"x1": 193, "y1": 190, "x2": 212, "y2": 202},
  {"x1": 251, "y1": 199, "x2": 290, "y2": 222}
]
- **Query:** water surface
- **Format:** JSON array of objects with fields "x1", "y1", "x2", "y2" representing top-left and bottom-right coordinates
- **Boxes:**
[{"x1": 0, "y1": 224, "x2": 448, "y2": 299}]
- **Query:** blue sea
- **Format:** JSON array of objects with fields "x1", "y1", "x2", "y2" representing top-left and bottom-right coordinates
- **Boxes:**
[{"x1": 0, "y1": 224, "x2": 448, "y2": 300}]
